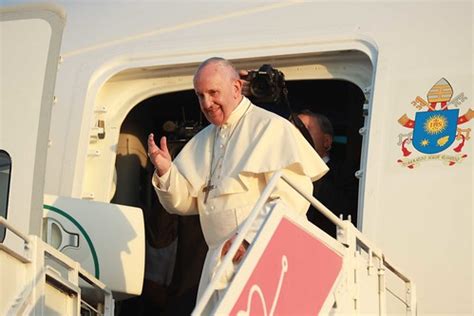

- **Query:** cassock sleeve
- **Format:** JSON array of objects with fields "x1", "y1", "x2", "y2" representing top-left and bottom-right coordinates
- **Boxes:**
[
  {"x1": 152, "y1": 164, "x2": 199, "y2": 215},
  {"x1": 243, "y1": 166, "x2": 312, "y2": 243}
]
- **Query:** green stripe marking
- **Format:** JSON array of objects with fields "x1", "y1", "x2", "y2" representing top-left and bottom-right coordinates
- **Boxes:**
[{"x1": 43, "y1": 204, "x2": 100, "y2": 279}]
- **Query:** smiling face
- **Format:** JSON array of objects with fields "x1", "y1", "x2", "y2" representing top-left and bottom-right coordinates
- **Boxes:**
[{"x1": 193, "y1": 60, "x2": 243, "y2": 126}]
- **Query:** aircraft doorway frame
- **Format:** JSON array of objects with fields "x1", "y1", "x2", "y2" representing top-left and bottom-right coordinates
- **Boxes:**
[{"x1": 83, "y1": 46, "x2": 376, "y2": 232}]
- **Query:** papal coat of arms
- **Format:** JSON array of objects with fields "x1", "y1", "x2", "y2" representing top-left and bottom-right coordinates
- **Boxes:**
[{"x1": 397, "y1": 78, "x2": 473, "y2": 168}]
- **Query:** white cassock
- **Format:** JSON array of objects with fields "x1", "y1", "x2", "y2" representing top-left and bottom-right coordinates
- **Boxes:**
[{"x1": 152, "y1": 97, "x2": 328, "y2": 308}]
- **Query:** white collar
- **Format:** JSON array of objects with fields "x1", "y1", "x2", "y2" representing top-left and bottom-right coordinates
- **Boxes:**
[{"x1": 220, "y1": 96, "x2": 250, "y2": 128}]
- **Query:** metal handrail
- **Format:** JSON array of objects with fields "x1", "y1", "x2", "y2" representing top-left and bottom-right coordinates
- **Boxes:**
[
  {"x1": 280, "y1": 173, "x2": 345, "y2": 228},
  {"x1": 280, "y1": 174, "x2": 414, "y2": 286},
  {"x1": 192, "y1": 170, "x2": 416, "y2": 315},
  {"x1": 192, "y1": 170, "x2": 283, "y2": 315},
  {"x1": 0, "y1": 216, "x2": 30, "y2": 244}
]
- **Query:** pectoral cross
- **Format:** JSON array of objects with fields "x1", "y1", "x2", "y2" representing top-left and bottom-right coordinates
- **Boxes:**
[{"x1": 203, "y1": 179, "x2": 216, "y2": 203}]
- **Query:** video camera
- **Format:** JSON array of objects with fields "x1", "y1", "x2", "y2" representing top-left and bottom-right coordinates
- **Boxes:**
[{"x1": 162, "y1": 120, "x2": 203, "y2": 143}]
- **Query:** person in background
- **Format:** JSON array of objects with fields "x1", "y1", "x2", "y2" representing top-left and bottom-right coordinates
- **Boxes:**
[
  {"x1": 297, "y1": 109, "x2": 358, "y2": 237},
  {"x1": 297, "y1": 110, "x2": 333, "y2": 163},
  {"x1": 148, "y1": 57, "x2": 328, "y2": 311}
]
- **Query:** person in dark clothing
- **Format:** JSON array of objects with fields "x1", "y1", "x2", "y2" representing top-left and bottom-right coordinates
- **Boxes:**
[{"x1": 297, "y1": 110, "x2": 358, "y2": 238}]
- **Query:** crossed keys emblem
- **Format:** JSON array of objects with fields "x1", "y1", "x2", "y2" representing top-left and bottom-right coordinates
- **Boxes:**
[{"x1": 237, "y1": 255, "x2": 288, "y2": 316}]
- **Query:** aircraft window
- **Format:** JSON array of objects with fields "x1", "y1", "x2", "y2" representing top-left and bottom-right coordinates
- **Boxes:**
[{"x1": 0, "y1": 150, "x2": 12, "y2": 242}]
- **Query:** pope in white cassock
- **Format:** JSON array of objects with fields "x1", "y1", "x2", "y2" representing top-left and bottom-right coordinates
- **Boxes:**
[{"x1": 147, "y1": 57, "x2": 328, "y2": 310}]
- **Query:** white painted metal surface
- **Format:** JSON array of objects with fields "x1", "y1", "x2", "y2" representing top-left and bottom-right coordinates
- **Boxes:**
[
  {"x1": 1, "y1": 223, "x2": 114, "y2": 315},
  {"x1": 43, "y1": 194, "x2": 145, "y2": 299},
  {"x1": 1, "y1": 1, "x2": 472, "y2": 314},
  {"x1": 0, "y1": 4, "x2": 116, "y2": 314},
  {"x1": 0, "y1": 2, "x2": 65, "y2": 248}
]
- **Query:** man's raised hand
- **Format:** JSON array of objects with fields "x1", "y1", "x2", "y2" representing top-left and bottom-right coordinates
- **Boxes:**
[{"x1": 147, "y1": 133, "x2": 172, "y2": 176}]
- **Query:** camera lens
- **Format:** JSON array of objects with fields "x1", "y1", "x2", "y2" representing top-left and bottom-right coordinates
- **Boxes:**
[{"x1": 250, "y1": 76, "x2": 273, "y2": 98}]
